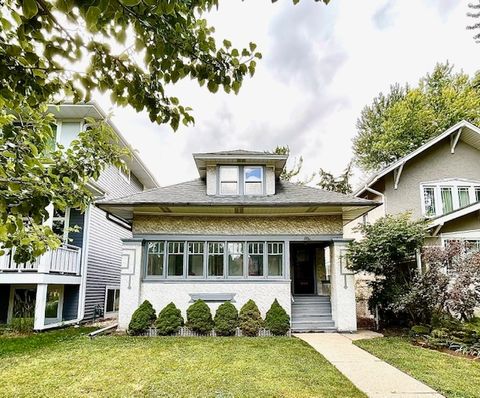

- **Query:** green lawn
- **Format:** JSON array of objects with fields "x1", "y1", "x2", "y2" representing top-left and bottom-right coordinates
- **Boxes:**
[
  {"x1": 355, "y1": 337, "x2": 480, "y2": 398},
  {"x1": 0, "y1": 328, "x2": 365, "y2": 398}
]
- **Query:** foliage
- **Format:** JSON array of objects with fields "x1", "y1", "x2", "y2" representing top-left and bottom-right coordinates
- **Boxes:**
[
  {"x1": 348, "y1": 213, "x2": 427, "y2": 325},
  {"x1": 239, "y1": 299, "x2": 263, "y2": 337},
  {"x1": 186, "y1": 300, "x2": 214, "y2": 335},
  {"x1": 264, "y1": 299, "x2": 290, "y2": 336},
  {"x1": 355, "y1": 336, "x2": 480, "y2": 398},
  {"x1": 0, "y1": 330, "x2": 365, "y2": 398},
  {"x1": 0, "y1": 101, "x2": 126, "y2": 262},
  {"x1": 316, "y1": 162, "x2": 353, "y2": 194},
  {"x1": 128, "y1": 300, "x2": 156, "y2": 336},
  {"x1": 213, "y1": 301, "x2": 239, "y2": 336},
  {"x1": 155, "y1": 302, "x2": 184, "y2": 336},
  {"x1": 353, "y1": 63, "x2": 480, "y2": 171}
]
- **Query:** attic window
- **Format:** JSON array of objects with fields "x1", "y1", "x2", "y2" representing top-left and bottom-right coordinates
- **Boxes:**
[
  {"x1": 244, "y1": 167, "x2": 263, "y2": 195},
  {"x1": 219, "y1": 166, "x2": 239, "y2": 195}
]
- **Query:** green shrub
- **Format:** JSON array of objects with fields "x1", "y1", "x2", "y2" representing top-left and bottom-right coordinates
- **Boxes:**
[
  {"x1": 410, "y1": 325, "x2": 430, "y2": 336},
  {"x1": 265, "y1": 299, "x2": 290, "y2": 336},
  {"x1": 214, "y1": 302, "x2": 239, "y2": 336},
  {"x1": 9, "y1": 317, "x2": 34, "y2": 333},
  {"x1": 155, "y1": 302, "x2": 184, "y2": 336},
  {"x1": 128, "y1": 300, "x2": 156, "y2": 336},
  {"x1": 239, "y1": 299, "x2": 263, "y2": 337},
  {"x1": 186, "y1": 300, "x2": 214, "y2": 335}
]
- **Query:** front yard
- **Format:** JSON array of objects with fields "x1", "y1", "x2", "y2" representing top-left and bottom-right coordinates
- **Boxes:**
[
  {"x1": 355, "y1": 336, "x2": 480, "y2": 398},
  {"x1": 0, "y1": 328, "x2": 364, "y2": 398}
]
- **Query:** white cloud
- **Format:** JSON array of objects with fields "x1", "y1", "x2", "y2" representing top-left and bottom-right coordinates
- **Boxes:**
[{"x1": 94, "y1": 0, "x2": 478, "y2": 188}]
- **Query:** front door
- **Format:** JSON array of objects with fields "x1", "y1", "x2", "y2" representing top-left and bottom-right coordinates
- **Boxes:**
[{"x1": 291, "y1": 244, "x2": 316, "y2": 295}]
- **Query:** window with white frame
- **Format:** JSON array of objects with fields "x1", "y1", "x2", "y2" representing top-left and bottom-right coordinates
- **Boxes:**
[
  {"x1": 119, "y1": 167, "x2": 131, "y2": 183},
  {"x1": 52, "y1": 208, "x2": 70, "y2": 243},
  {"x1": 147, "y1": 241, "x2": 164, "y2": 276},
  {"x1": 105, "y1": 287, "x2": 120, "y2": 313},
  {"x1": 45, "y1": 285, "x2": 63, "y2": 322},
  {"x1": 219, "y1": 166, "x2": 239, "y2": 195},
  {"x1": 244, "y1": 166, "x2": 263, "y2": 195},
  {"x1": 144, "y1": 240, "x2": 285, "y2": 280},
  {"x1": 421, "y1": 181, "x2": 480, "y2": 217},
  {"x1": 167, "y1": 242, "x2": 184, "y2": 277},
  {"x1": 248, "y1": 242, "x2": 264, "y2": 276}
]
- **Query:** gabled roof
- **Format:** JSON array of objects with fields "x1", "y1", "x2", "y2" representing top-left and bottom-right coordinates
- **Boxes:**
[
  {"x1": 97, "y1": 179, "x2": 379, "y2": 222},
  {"x1": 355, "y1": 120, "x2": 480, "y2": 197},
  {"x1": 193, "y1": 149, "x2": 288, "y2": 179},
  {"x1": 48, "y1": 101, "x2": 159, "y2": 189}
]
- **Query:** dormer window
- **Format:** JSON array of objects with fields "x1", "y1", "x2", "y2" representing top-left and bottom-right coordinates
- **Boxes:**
[
  {"x1": 218, "y1": 165, "x2": 264, "y2": 196},
  {"x1": 219, "y1": 166, "x2": 239, "y2": 195}
]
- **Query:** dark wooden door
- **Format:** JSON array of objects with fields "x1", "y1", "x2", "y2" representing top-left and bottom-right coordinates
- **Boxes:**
[{"x1": 291, "y1": 244, "x2": 316, "y2": 295}]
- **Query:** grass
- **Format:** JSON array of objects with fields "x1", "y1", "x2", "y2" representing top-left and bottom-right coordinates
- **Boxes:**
[
  {"x1": 355, "y1": 336, "x2": 480, "y2": 398},
  {"x1": 0, "y1": 328, "x2": 365, "y2": 398}
]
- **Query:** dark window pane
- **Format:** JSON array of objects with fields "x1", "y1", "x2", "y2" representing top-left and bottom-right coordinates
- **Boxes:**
[
  {"x1": 268, "y1": 256, "x2": 283, "y2": 276},
  {"x1": 188, "y1": 255, "x2": 203, "y2": 276},
  {"x1": 106, "y1": 289, "x2": 115, "y2": 312},
  {"x1": 147, "y1": 254, "x2": 163, "y2": 276},
  {"x1": 45, "y1": 286, "x2": 61, "y2": 319},
  {"x1": 168, "y1": 255, "x2": 184, "y2": 276},
  {"x1": 114, "y1": 289, "x2": 120, "y2": 312},
  {"x1": 208, "y1": 255, "x2": 224, "y2": 276}
]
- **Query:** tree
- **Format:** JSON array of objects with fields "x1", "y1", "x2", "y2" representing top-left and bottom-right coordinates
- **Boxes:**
[
  {"x1": 353, "y1": 63, "x2": 480, "y2": 171},
  {"x1": 348, "y1": 213, "x2": 427, "y2": 326},
  {"x1": 273, "y1": 145, "x2": 314, "y2": 184},
  {"x1": 316, "y1": 162, "x2": 353, "y2": 194},
  {"x1": 1, "y1": 0, "x2": 329, "y2": 262}
]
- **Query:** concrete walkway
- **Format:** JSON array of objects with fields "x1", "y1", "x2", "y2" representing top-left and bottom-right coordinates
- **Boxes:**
[{"x1": 295, "y1": 331, "x2": 444, "y2": 398}]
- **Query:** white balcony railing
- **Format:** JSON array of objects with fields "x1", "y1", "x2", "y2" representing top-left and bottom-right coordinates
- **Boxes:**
[{"x1": 0, "y1": 244, "x2": 81, "y2": 275}]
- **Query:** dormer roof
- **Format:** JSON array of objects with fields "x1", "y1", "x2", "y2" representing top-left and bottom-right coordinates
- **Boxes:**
[{"x1": 192, "y1": 150, "x2": 288, "y2": 179}]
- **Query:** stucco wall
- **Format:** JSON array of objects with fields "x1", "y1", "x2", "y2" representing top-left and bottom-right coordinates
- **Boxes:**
[
  {"x1": 384, "y1": 139, "x2": 480, "y2": 218},
  {"x1": 133, "y1": 215, "x2": 343, "y2": 236}
]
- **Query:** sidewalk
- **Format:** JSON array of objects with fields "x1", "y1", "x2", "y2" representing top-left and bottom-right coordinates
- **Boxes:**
[{"x1": 295, "y1": 332, "x2": 444, "y2": 398}]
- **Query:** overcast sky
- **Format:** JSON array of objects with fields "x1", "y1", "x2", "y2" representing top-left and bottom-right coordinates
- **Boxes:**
[{"x1": 94, "y1": 0, "x2": 477, "y2": 188}]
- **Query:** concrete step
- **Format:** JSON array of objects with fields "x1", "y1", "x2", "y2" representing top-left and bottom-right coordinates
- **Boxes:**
[
  {"x1": 291, "y1": 320, "x2": 336, "y2": 330},
  {"x1": 292, "y1": 303, "x2": 332, "y2": 309},
  {"x1": 292, "y1": 314, "x2": 333, "y2": 321},
  {"x1": 293, "y1": 296, "x2": 330, "y2": 302},
  {"x1": 291, "y1": 326, "x2": 337, "y2": 333}
]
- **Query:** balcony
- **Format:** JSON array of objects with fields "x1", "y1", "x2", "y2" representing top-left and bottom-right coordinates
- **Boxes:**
[{"x1": 0, "y1": 244, "x2": 81, "y2": 275}]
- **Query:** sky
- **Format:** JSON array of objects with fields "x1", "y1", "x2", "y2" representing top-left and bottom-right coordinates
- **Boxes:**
[{"x1": 93, "y1": 0, "x2": 478, "y2": 188}]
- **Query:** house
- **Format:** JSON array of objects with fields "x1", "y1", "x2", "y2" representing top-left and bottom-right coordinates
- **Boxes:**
[
  {"x1": 97, "y1": 150, "x2": 377, "y2": 332},
  {"x1": 0, "y1": 102, "x2": 158, "y2": 330},
  {"x1": 345, "y1": 120, "x2": 480, "y2": 319}
]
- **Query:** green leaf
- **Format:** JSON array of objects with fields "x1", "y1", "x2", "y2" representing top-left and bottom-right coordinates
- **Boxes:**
[
  {"x1": 85, "y1": 6, "x2": 101, "y2": 31},
  {"x1": 120, "y1": 0, "x2": 141, "y2": 6},
  {"x1": 22, "y1": 0, "x2": 38, "y2": 19}
]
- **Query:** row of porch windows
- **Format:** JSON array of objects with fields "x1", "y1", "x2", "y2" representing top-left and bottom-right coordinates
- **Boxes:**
[{"x1": 145, "y1": 241, "x2": 284, "y2": 279}]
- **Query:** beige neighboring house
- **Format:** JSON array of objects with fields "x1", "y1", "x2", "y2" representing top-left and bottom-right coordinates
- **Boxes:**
[
  {"x1": 345, "y1": 120, "x2": 480, "y2": 320},
  {"x1": 98, "y1": 150, "x2": 377, "y2": 332}
]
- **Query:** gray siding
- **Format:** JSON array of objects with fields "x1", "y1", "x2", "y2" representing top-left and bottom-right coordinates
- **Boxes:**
[
  {"x1": 382, "y1": 139, "x2": 480, "y2": 218},
  {"x1": 0, "y1": 285, "x2": 10, "y2": 323},
  {"x1": 62, "y1": 285, "x2": 79, "y2": 321},
  {"x1": 95, "y1": 165, "x2": 144, "y2": 199},
  {"x1": 83, "y1": 206, "x2": 129, "y2": 320}
]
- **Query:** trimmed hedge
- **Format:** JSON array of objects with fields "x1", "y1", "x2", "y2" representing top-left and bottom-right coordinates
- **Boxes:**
[
  {"x1": 265, "y1": 299, "x2": 290, "y2": 336},
  {"x1": 239, "y1": 299, "x2": 263, "y2": 337},
  {"x1": 186, "y1": 300, "x2": 214, "y2": 335},
  {"x1": 214, "y1": 302, "x2": 239, "y2": 336},
  {"x1": 155, "y1": 302, "x2": 184, "y2": 336},
  {"x1": 128, "y1": 300, "x2": 156, "y2": 335}
]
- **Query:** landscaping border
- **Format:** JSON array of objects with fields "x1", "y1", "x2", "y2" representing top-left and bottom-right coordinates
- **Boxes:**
[{"x1": 144, "y1": 326, "x2": 292, "y2": 337}]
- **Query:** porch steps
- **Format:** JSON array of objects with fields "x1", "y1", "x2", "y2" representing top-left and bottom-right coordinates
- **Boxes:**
[{"x1": 291, "y1": 296, "x2": 336, "y2": 332}]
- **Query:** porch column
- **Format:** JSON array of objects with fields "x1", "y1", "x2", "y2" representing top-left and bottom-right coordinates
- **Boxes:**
[
  {"x1": 329, "y1": 240, "x2": 356, "y2": 332},
  {"x1": 33, "y1": 284, "x2": 48, "y2": 330},
  {"x1": 118, "y1": 240, "x2": 143, "y2": 330}
]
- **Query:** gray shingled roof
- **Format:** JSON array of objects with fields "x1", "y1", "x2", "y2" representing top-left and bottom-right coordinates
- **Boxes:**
[
  {"x1": 97, "y1": 179, "x2": 376, "y2": 207},
  {"x1": 194, "y1": 149, "x2": 270, "y2": 156}
]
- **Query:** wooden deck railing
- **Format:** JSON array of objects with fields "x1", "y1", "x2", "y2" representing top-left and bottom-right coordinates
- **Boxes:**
[{"x1": 0, "y1": 244, "x2": 81, "y2": 275}]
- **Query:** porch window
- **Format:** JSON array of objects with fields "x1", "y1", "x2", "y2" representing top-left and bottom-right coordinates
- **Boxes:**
[
  {"x1": 267, "y1": 242, "x2": 283, "y2": 277},
  {"x1": 208, "y1": 242, "x2": 224, "y2": 277},
  {"x1": 228, "y1": 242, "x2": 244, "y2": 277},
  {"x1": 248, "y1": 242, "x2": 264, "y2": 276},
  {"x1": 167, "y1": 242, "x2": 184, "y2": 277},
  {"x1": 45, "y1": 285, "x2": 62, "y2": 321},
  {"x1": 105, "y1": 287, "x2": 120, "y2": 313},
  {"x1": 219, "y1": 166, "x2": 239, "y2": 195},
  {"x1": 147, "y1": 241, "x2": 164, "y2": 276},
  {"x1": 188, "y1": 242, "x2": 204, "y2": 277},
  {"x1": 244, "y1": 167, "x2": 263, "y2": 195}
]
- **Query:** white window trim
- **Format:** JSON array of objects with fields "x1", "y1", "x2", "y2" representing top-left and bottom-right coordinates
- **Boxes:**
[
  {"x1": 243, "y1": 166, "x2": 264, "y2": 196},
  {"x1": 218, "y1": 166, "x2": 240, "y2": 195},
  {"x1": 104, "y1": 286, "x2": 120, "y2": 314},
  {"x1": 45, "y1": 285, "x2": 64, "y2": 324},
  {"x1": 420, "y1": 179, "x2": 480, "y2": 217},
  {"x1": 52, "y1": 207, "x2": 70, "y2": 243}
]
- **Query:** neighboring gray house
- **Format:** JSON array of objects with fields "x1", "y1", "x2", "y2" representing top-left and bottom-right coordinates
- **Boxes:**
[
  {"x1": 0, "y1": 103, "x2": 158, "y2": 330},
  {"x1": 345, "y1": 121, "x2": 480, "y2": 319},
  {"x1": 98, "y1": 150, "x2": 376, "y2": 332}
]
